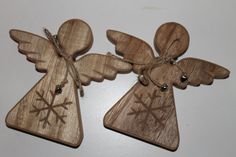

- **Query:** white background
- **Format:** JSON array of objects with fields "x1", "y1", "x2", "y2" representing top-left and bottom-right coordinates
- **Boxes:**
[{"x1": 0, "y1": 0, "x2": 235, "y2": 156}]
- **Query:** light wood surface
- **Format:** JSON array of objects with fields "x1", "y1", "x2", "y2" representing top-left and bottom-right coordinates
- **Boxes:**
[
  {"x1": 104, "y1": 82, "x2": 180, "y2": 150},
  {"x1": 6, "y1": 19, "x2": 132, "y2": 147},
  {"x1": 104, "y1": 22, "x2": 230, "y2": 151}
]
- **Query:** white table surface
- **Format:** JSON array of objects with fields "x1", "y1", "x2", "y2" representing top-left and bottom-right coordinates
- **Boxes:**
[{"x1": 0, "y1": 0, "x2": 235, "y2": 156}]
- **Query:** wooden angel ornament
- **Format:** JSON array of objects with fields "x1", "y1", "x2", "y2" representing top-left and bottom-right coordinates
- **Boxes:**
[
  {"x1": 104, "y1": 22, "x2": 230, "y2": 150},
  {"x1": 6, "y1": 19, "x2": 132, "y2": 147}
]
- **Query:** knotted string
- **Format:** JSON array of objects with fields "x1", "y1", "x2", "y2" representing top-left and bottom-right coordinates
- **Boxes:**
[
  {"x1": 44, "y1": 28, "x2": 84, "y2": 97},
  {"x1": 107, "y1": 38, "x2": 187, "y2": 91}
]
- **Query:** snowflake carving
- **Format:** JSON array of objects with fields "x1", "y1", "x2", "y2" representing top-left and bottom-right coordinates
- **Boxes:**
[
  {"x1": 30, "y1": 90, "x2": 72, "y2": 128},
  {"x1": 128, "y1": 90, "x2": 172, "y2": 130}
]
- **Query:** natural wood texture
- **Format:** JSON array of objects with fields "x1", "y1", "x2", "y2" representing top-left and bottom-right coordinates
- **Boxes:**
[
  {"x1": 154, "y1": 22, "x2": 189, "y2": 58},
  {"x1": 176, "y1": 58, "x2": 229, "y2": 87},
  {"x1": 6, "y1": 19, "x2": 132, "y2": 147},
  {"x1": 104, "y1": 82, "x2": 179, "y2": 150},
  {"x1": 107, "y1": 30, "x2": 154, "y2": 73},
  {"x1": 75, "y1": 53, "x2": 132, "y2": 86},
  {"x1": 104, "y1": 22, "x2": 230, "y2": 151}
]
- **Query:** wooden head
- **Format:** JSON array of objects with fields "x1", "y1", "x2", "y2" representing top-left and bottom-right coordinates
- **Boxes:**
[
  {"x1": 57, "y1": 19, "x2": 93, "y2": 59},
  {"x1": 154, "y1": 22, "x2": 189, "y2": 59}
]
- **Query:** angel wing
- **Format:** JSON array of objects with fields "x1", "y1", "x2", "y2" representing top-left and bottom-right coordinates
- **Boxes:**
[
  {"x1": 107, "y1": 30, "x2": 154, "y2": 73},
  {"x1": 177, "y1": 57, "x2": 230, "y2": 86},
  {"x1": 9, "y1": 30, "x2": 57, "y2": 73},
  {"x1": 74, "y1": 54, "x2": 132, "y2": 86}
]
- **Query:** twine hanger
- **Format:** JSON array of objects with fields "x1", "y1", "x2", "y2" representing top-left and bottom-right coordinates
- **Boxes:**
[
  {"x1": 108, "y1": 39, "x2": 188, "y2": 92},
  {"x1": 44, "y1": 28, "x2": 84, "y2": 97}
]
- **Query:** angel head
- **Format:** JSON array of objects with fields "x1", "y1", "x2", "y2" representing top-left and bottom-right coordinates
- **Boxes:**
[
  {"x1": 107, "y1": 22, "x2": 229, "y2": 92},
  {"x1": 47, "y1": 19, "x2": 93, "y2": 59}
]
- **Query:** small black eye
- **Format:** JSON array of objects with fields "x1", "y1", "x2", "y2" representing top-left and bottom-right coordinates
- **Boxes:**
[{"x1": 180, "y1": 74, "x2": 188, "y2": 82}]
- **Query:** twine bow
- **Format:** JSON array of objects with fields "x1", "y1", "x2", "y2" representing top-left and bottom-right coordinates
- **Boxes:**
[
  {"x1": 107, "y1": 38, "x2": 187, "y2": 91},
  {"x1": 44, "y1": 28, "x2": 84, "y2": 97}
]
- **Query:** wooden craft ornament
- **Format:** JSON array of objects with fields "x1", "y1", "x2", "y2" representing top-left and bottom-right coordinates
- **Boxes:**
[
  {"x1": 104, "y1": 22, "x2": 230, "y2": 151},
  {"x1": 6, "y1": 19, "x2": 132, "y2": 147}
]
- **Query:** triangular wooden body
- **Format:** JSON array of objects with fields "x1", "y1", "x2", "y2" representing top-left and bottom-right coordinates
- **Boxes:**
[
  {"x1": 104, "y1": 82, "x2": 179, "y2": 150},
  {"x1": 6, "y1": 57, "x2": 83, "y2": 147}
]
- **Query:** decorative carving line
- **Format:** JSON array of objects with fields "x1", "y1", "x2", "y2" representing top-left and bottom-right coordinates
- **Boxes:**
[
  {"x1": 127, "y1": 90, "x2": 172, "y2": 131},
  {"x1": 30, "y1": 90, "x2": 72, "y2": 128}
]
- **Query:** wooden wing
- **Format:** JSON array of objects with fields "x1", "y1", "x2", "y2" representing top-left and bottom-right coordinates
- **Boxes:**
[
  {"x1": 154, "y1": 22, "x2": 189, "y2": 59},
  {"x1": 74, "y1": 53, "x2": 132, "y2": 86},
  {"x1": 177, "y1": 57, "x2": 230, "y2": 86},
  {"x1": 9, "y1": 30, "x2": 57, "y2": 73},
  {"x1": 104, "y1": 82, "x2": 180, "y2": 151},
  {"x1": 107, "y1": 30, "x2": 154, "y2": 73}
]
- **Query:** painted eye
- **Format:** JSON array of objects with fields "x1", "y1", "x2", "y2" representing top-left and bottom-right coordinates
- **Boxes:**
[{"x1": 180, "y1": 73, "x2": 188, "y2": 82}]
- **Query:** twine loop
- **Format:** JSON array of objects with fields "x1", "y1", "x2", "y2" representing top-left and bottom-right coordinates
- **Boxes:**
[{"x1": 44, "y1": 28, "x2": 84, "y2": 96}]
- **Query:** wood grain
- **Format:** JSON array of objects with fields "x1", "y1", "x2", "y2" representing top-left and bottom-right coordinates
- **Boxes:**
[
  {"x1": 177, "y1": 57, "x2": 230, "y2": 88},
  {"x1": 107, "y1": 30, "x2": 154, "y2": 73},
  {"x1": 6, "y1": 58, "x2": 83, "y2": 147},
  {"x1": 6, "y1": 19, "x2": 132, "y2": 147},
  {"x1": 57, "y1": 19, "x2": 93, "y2": 58},
  {"x1": 75, "y1": 53, "x2": 132, "y2": 86},
  {"x1": 104, "y1": 22, "x2": 230, "y2": 150},
  {"x1": 104, "y1": 82, "x2": 180, "y2": 151},
  {"x1": 154, "y1": 22, "x2": 189, "y2": 59}
]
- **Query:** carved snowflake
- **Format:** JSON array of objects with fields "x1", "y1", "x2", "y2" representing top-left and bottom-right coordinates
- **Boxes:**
[
  {"x1": 128, "y1": 90, "x2": 172, "y2": 130},
  {"x1": 30, "y1": 90, "x2": 72, "y2": 128}
]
